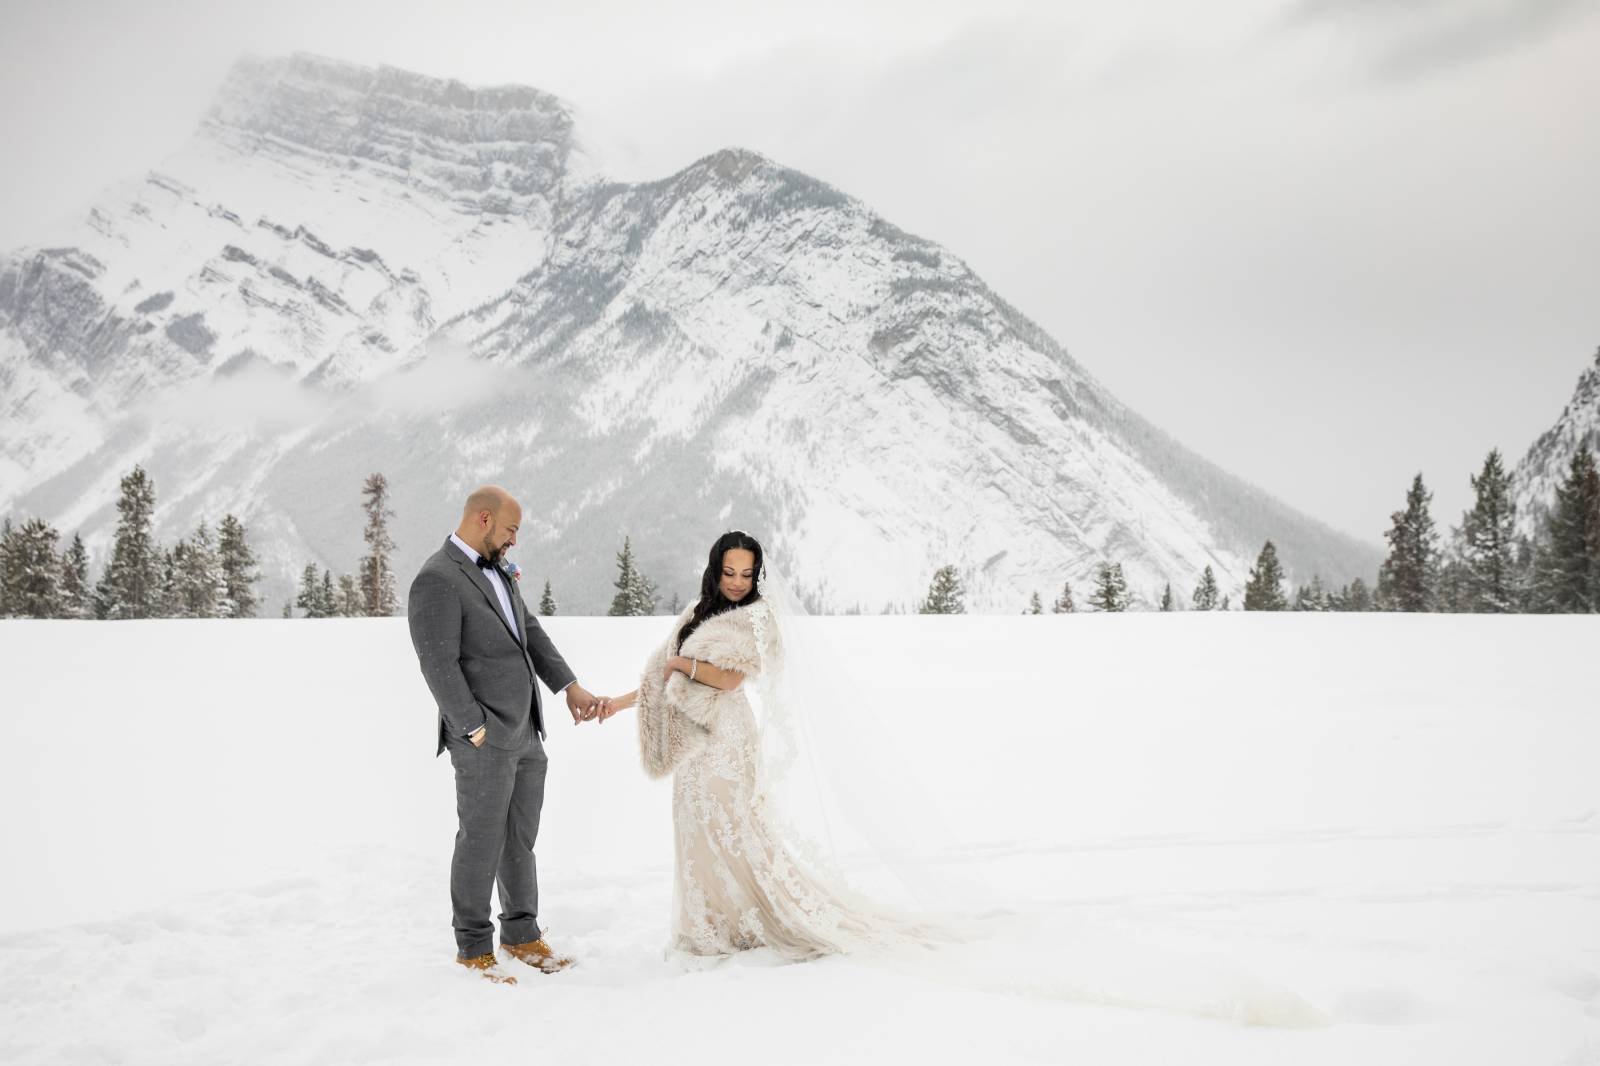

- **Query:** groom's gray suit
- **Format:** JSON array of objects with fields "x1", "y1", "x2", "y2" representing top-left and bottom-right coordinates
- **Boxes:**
[{"x1": 408, "y1": 536, "x2": 577, "y2": 958}]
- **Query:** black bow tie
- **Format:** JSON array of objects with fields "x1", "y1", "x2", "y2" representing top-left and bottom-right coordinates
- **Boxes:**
[{"x1": 474, "y1": 555, "x2": 497, "y2": 572}]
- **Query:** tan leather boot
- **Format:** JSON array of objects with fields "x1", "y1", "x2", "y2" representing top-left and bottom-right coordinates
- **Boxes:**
[
  {"x1": 502, "y1": 938, "x2": 576, "y2": 973},
  {"x1": 456, "y1": 951, "x2": 517, "y2": 984}
]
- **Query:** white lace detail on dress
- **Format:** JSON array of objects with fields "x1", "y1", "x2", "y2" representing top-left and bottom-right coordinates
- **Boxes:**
[{"x1": 667, "y1": 600, "x2": 917, "y2": 960}]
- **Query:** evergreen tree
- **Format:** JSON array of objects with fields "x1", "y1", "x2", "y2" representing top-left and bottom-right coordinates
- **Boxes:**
[
  {"x1": 609, "y1": 537, "x2": 638, "y2": 616},
  {"x1": 296, "y1": 563, "x2": 329, "y2": 618},
  {"x1": 919, "y1": 564, "x2": 966, "y2": 614},
  {"x1": 1191, "y1": 565, "x2": 1220, "y2": 611},
  {"x1": 216, "y1": 514, "x2": 259, "y2": 618},
  {"x1": 1457, "y1": 449, "x2": 1518, "y2": 612},
  {"x1": 636, "y1": 570, "x2": 658, "y2": 617},
  {"x1": 3, "y1": 518, "x2": 62, "y2": 617},
  {"x1": 156, "y1": 547, "x2": 181, "y2": 617},
  {"x1": 1534, "y1": 443, "x2": 1600, "y2": 613},
  {"x1": 1590, "y1": 454, "x2": 1600, "y2": 609},
  {"x1": 540, "y1": 579, "x2": 558, "y2": 616},
  {"x1": 1089, "y1": 562, "x2": 1128, "y2": 612},
  {"x1": 1293, "y1": 574, "x2": 1328, "y2": 612},
  {"x1": 1159, "y1": 583, "x2": 1175, "y2": 612},
  {"x1": 608, "y1": 536, "x2": 658, "y2": 616},
  {"x1": 1345, "y1": 576, "x2": 1372, "y2": 612},
  {"x1": 1436, "y1": 548, "x2": 1470, "y2": 613},
  {"x1": 0, "y1": 518, "x2": 16, "y2": 616},
  {"x1": 281, "y1": 600, "x2": 293, "y2": 619},
  {"x1": 359, "y1": 473, "x2": 399, "y2": 616},
  {"x1": 320, "y1": 569, "x2": 338, "y2": 617},
  {"x1": 337, "y1": 574, "x2": 363, "y2": 617},
  {"x1": 1512, "y1": 535, "x2": 1538, "y2": 612},
  {"x1": 173, "y1": 522, "x2": 222, "y2": 619},
  {"x1": 1028, "y1": 591, "x2": 1044, "y2": 615},
  {"x1": 1243, "y1": 541, "x2": 1288, "y2": 611},
  {"x1": 1051, "y1": 580, "x2": 1075, "y2": 614},
  {"x1": 95, "y1": 465, "x2": 161, "y2": 619},
  {"x1": 60, "y1": 533, "x2": 93, "y2": 619},
  {"x1": 1378, "y1": 474, "x2": 1440, "y2": 612}
]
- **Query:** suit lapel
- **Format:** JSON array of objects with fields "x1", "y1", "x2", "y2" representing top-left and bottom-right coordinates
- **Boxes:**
[
  {"x1": 508, "y1": 576, "x2": 527, "y2": 648},
  {"x1": 446, "y1": 541, "x2": 520, "y2": 646}
]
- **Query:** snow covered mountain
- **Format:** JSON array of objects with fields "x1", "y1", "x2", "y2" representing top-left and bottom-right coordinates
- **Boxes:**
[
  {"x1": 0, "y1": 53, "x2": 1382, "y2": 613},
  {"x1": 1510, "y1": 347, "x2": 1600, "y2": 540}
]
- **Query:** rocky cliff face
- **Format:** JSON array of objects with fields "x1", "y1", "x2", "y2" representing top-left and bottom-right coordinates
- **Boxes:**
[
  {"x1": 0, "y1": 54, "x2": 1381, "y2": 613},
  {"x1": 1512, "y1": 347, "x2": 1600, "y2": 539}
]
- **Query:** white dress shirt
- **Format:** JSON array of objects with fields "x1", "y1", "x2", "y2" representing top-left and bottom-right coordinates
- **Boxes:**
[{"x1": 449, "y1": 533, "x2": 519, "y2": 634}]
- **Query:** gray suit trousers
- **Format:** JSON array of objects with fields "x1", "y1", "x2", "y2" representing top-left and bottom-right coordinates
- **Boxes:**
[{"x1": 445, "y1": 725, "x2": 548, "y2": 958}]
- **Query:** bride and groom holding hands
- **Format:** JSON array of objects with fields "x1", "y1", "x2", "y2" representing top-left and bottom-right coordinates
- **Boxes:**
[{"x1": 407, "y1": 485, "x2": 910, "y2": 985}]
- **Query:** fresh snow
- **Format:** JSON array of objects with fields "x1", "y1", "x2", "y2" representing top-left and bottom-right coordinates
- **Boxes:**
[{"x1": 2, "y1": 612, "x2": 1597, "y2": 1064}]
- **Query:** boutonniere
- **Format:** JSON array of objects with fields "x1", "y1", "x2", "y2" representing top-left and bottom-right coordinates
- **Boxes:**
[{"x1": 504, "y1": 559, "x2": 523, "y2": 583}]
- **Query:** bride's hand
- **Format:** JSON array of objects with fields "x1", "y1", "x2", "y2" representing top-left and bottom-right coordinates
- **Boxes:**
[
  {"x1": 599, "y1": 690, "x2": 637, "y2": 722},
  {"x1": 661, "y1": 656, "x2": 683, "y2": 684}
]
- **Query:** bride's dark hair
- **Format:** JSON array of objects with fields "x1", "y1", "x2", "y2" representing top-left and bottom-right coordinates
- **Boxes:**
[{"x1": 677, "y1": 530, "x2": 764, "y2": 651}]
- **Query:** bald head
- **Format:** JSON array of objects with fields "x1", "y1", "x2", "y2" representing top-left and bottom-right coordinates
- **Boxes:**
[
  {"x1": 456, "y1": 484, "x2": 522, "y2": 563},
  {"x1": 463, "y1": 484, "x2": 515, "y2": 521}
]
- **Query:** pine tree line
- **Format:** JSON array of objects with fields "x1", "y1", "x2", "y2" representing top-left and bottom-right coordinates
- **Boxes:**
[
  {"x1": 0, "y1": 466, "x2": 260, "y2": 619},
  {"x1": 1342, "y1": 446, "x2": 1600, "y2": 614},
  {"x1": 288, "y1": 472, "x2": 403, "y2": 618},
  {"x1": 1267, "y1": 445, "x2": 1596, "y2": 614},
  {"x1": 17, "y1": 444, "x2": 1595, "y2": 619},
  {"x1": 1002, "y1": 442, "x2": 1598, "y2": 616},
  {"x1": 293, "y1": 565, "x2": 369, "y2": 618},
  {"x1": 1022, "y1": 563, "x2": 1229, "y2": 614}
]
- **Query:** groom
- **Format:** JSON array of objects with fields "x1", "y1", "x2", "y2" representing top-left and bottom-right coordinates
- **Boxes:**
[{"x1": 408, "y1": 485, "x2": 609, "y2": 984}]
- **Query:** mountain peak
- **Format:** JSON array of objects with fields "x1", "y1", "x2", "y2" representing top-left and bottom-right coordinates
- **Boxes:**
[
  {"x1": 0, "y1": 52, "x2": 1386, "y2": 611},
  {"x1": 215, "y1": 51, "x2": 576, "y2": 123},
  {"x1": 202, "y1": 53, "x2": 590, "y2": 199}
]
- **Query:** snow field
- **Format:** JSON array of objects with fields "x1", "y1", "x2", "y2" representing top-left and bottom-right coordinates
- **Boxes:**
[{"x1": 1, "y1": 613, "x2": 1597, "y2": 1064}]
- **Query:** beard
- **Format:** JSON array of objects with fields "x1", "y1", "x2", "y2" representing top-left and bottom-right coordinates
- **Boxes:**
[{"x1": 479, "y1": 530, "x2": 507, "y2": 564}]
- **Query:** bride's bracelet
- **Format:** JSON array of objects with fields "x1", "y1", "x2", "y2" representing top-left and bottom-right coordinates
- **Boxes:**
[{"x1": 690, "y1": 658, "x2": 699, "y2": 682}]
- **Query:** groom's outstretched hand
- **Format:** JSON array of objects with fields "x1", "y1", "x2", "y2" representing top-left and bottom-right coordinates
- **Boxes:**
[{"x1": 565, "y1": 683, "x2": 611, "y2": 725}]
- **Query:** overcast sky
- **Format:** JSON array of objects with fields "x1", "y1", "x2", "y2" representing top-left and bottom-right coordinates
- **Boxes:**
[{"x1": 3, "y1": 0, "x2": 1597, "y2": 544}]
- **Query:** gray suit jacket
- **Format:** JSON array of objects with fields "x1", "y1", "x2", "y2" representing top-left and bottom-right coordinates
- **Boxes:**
[{"x1": 408, "y1": 538, "x2": 577, "y2": 755}]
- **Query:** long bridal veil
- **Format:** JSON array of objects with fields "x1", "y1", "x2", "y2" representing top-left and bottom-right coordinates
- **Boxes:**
[
  {"x1": 748, "y1": 558, "x2": 989, "y2": 924},
  {"x1": 745, "y1": 556, "x2": 1327, "y2": 1027}
]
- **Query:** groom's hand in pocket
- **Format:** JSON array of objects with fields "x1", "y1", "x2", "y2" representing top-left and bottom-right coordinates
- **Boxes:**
[{"x1": 469, "y1": 725, "x2": 487, "y2": 748}]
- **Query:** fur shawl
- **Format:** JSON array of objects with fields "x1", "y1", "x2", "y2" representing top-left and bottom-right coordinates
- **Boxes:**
[{"x1": 636, "y1": 598, "x2": 778, "y2": 779}]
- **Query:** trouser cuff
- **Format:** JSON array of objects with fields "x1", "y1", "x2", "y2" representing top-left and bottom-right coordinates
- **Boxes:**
[
  {"x1": 499, "y1": 917, "x2": 541, "y2": 946},
  {"x1": 456, "y1": 936, "x2": 495, "y2": 960}
]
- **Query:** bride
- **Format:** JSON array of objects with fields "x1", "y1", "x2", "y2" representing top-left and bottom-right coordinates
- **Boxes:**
[
  {"x1": 598, "y1": 530, "x2": 924, "y2": 960},
  {"x1": 586, "y1": 535, "x2": 1328, "y2": 1027}
]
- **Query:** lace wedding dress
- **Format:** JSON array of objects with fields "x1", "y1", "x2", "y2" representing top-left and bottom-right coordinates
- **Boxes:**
[
  {"x1": 636, "y1": 598, "x2": 921, "y2": 960},
  {"x1": 633, "y1": 590, "x2": 1328, "y2": 1029}
]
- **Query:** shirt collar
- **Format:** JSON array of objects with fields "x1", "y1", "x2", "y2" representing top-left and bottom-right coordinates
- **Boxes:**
[{"x1": 448, "y1": 533, "x2": 483, "y2": 566}]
